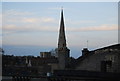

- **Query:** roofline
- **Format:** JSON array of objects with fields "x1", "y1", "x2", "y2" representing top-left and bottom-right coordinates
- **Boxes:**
[{"x1": 91, "y1": 43, "x2": 120, "y2": 52}]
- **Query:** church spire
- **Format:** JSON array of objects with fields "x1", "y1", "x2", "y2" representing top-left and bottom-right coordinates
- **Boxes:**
[
  {"x1": 58, "y1": 8, "x2": 70, "y2": 70},
  {"x1": 58, "y1": 8, "x2": 66, "y2": 49}
]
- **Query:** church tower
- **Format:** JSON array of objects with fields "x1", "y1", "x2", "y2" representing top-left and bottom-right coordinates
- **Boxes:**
[{"x1": 58, "y1": 8, "x2": 70, "y2": 70}]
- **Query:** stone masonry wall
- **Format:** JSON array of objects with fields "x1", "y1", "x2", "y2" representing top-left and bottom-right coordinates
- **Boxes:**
[{"x1": 75, "y1": 50, "x2": 120, "y2": 73}]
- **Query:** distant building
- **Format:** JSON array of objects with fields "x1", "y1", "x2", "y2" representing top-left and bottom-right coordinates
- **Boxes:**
[{"x1": 40, "y1": 52, "x2": 51, "y2": 58}]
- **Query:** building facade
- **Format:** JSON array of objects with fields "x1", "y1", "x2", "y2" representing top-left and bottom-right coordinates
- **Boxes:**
[
  {"x1": 74, "y1": 44, "x2": 120, "y2": 73},
  {"x1": 40, "y1": 52, "x2": 51, "y2": 58}
]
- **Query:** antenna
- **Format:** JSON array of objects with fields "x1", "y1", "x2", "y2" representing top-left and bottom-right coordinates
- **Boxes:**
[{"x1": 87, "y1": 40, "x2": 88, "y2": 48}]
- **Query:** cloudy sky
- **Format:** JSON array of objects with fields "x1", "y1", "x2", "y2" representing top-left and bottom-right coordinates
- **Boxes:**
[{"x1": 2, "y1": 2, "x2": 118, "y2": 58}]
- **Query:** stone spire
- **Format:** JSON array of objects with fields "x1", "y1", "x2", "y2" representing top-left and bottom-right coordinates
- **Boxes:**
[
  {"x1": 58, "y1": 9, "x2": 66, "y2": 49},
  {"x1": 58, "y1": 8, "x2": 70, "y2": 70}
]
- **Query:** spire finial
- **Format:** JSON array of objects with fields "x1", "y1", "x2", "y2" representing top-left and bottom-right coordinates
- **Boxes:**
[{"x1": 61, "y1": 6, "x2": 63, "y2": 11}]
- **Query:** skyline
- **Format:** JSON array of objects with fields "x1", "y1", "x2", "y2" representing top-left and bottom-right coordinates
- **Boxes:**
[{"x1": 2, "y1": 2, "x2": 118, "y2": 58}]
